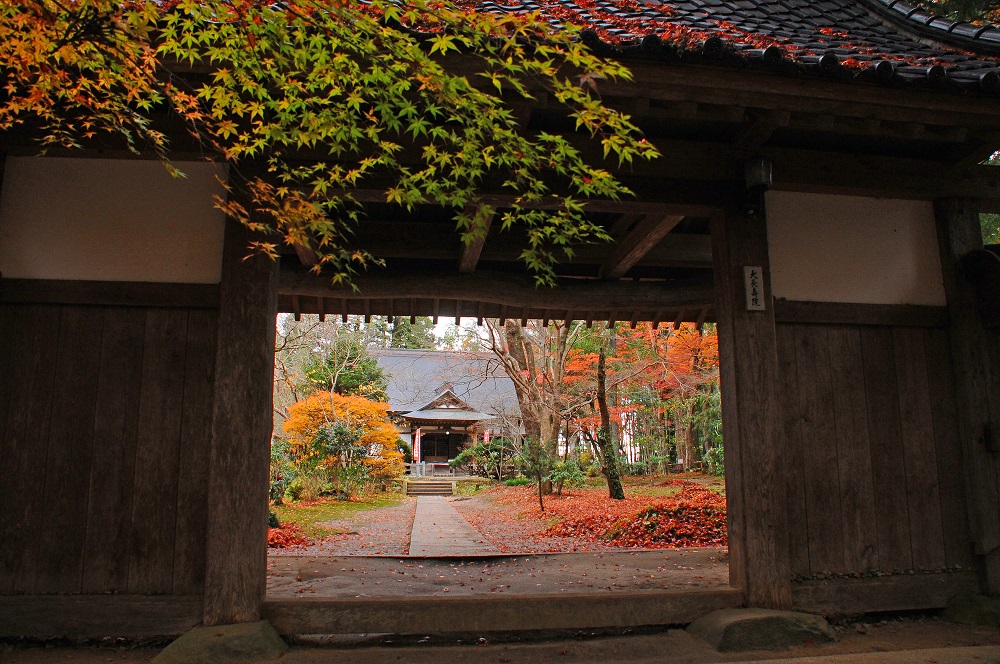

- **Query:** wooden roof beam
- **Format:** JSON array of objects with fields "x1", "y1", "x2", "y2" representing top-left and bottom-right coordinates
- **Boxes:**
[
  {"x1": 280, "y1": 265, "x2": 714, "y2": 314},
  {"x1": 590, "y1": 59, "x2": 1000, "y2": 129},
  {"x1": 609, "y1": 212, "x2": 644, "y2": 237},
  {"x1": 276, "y1": 295, "x2": 717, "y2": 324},
  {"x1": 734, "y1": 110, "x2": 790, "y2": 152},
  {"x1": 457, "y1": 212, "x2": 494, "y2": 274},
  {"x1": 291, "y1": 242, "x2": 319, "y2": 267},
  {"x1": 950, "y1": 138, "x2": 1000, "y2": 169},
  {"x1": 599, "y1": 214, "x2": 686, "y2": 280},
  {"x1": 343, "y1": 220, "x2": 714, "y2": 269}
]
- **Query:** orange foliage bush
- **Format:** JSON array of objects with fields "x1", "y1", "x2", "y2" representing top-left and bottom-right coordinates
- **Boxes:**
[{"x1": 283, "y1": 392, "x2": 405, "y2": 488}]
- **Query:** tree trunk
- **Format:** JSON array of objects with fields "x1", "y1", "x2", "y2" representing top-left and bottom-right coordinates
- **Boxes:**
[
  {"x1": 597, "y1": 346, "x2": 625, "y2": 500},
  {"x1": 608, "y1": 332, "x2": 622, "y2": 459}
]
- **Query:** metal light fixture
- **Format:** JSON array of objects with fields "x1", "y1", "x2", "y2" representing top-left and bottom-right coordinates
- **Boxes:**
[
  {"x1": 744, "y1": 156, "x2": 773, "y2": 192},
  {"x1": 743, "y1": 157, "x2": 773, "y2": 221}
]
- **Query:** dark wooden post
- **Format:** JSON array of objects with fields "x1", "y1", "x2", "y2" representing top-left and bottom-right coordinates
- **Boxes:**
[
  {"x1": 202, "y1": 217, "x2": 279, "y2": 625},
  {"x1": 935, "y1": 198, "x2": 1000, "y2": 595},
  {"x1": 711, "y1": 193, "x2": 792, "y2": 609}
]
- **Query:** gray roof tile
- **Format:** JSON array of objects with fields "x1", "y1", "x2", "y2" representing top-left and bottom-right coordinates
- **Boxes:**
[
  {"x1": 374, "y1": 349, "x2": 521, "y2": 420},
  {"x1": 475, "y1": 0, "x2": 1000, "y2": 94}
]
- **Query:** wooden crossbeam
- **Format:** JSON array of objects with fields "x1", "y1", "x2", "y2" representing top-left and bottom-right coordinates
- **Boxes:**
[
  {"x1": 457, "y1": 212, "x2": 494, "y2": 274},
  {"x1": 280, "y1": 266, "x2": 714, "y2": 315},
  {"x1": 291, "y1": 242, "x2": 319, "y2": 267},
  {"x1": 609, "y1": 212, "x2": 644, "y2": 237},
  {"x1": 599, "y1": 214, "x2": 686, "y2": 280},
  {"x1": 734, "y1": 110, "x2": 790, "y2": 152},
  {"x1": 951, "y1": 140, "x2": 1000, "y2": 169},
  {"x1": 343, "y1": 220, "x2": 714, "y2": 269},
  {"x1": 279, "y1": 295, "x2": 716, "y2": 324}
]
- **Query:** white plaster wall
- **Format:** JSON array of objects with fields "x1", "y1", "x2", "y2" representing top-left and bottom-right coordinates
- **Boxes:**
[
  {"x1": 0, "y1": 157, "x2": 227, "y2": 283},
  {"x1": 766, "y1": 191, "x2": 946, "y2": 306}
]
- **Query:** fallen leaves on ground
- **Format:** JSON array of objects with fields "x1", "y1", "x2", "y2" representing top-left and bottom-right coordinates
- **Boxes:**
[
  {"x1": 270, "y1": 497, "x2": 417, "y2": 556},
  {"x1": 455, "y1": 479, "x2": 726, "y2": 553},
  {"x1": 268, "y1": 522, "x2": 310, "y2": 549}
]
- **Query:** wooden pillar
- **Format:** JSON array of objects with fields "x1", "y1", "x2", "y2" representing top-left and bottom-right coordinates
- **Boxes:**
[
  {"x1": 935, "y1": 198, "x2": 1000, "y2": 595},
  {"x1": 202, "y1": 217, "x2": 279, "y2": 625},
  {"x1": 711, "y1": 193, "x2": 792, "y2": 608}
]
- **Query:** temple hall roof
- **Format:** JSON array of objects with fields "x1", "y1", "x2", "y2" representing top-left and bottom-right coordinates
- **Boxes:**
[{"x1": 474, "y1": 0, "x2": 1000, "y2": 94}]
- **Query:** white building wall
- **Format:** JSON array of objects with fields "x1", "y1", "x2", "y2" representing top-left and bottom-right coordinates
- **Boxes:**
[
  {"x1": 0, "y1": 157, "x2": 227, "y2": 283},
  {"x1": 766, "y1": 191, "x2": 946, "y2": 306}
]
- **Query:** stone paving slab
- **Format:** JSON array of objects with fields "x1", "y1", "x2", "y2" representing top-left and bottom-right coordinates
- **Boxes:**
[
  {"x1": 408, "y1": 495, "x2": 499, "y2": 557},
  {"x1": 266, "y1": 549, "x2": 728, "y2": 598}
]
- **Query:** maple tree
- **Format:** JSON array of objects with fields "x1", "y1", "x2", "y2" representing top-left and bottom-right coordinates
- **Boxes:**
[
  {"x1": 1, "y1": 0, "x2": 657, "y2": 285},
  {"x1": 913, "y1": 0, "x2": 1000, "y2": 22},
  {"x1": 482, "y1": 319, "x2": 722, "y2": 500},
  {"x1": 282, "y1": 391, "x2": 405, "y2": 497},
  {"x1": 560, "y1": 322, "x2": 721, "y2": 473}
]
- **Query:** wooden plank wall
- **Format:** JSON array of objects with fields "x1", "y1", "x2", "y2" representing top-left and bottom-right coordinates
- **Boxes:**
[
  {"x1": 0, "y1": 302, "x2": 217, "y2": 596},
  {"x1": 776, "y1": 321, "x2": 974, "y2": 577}
]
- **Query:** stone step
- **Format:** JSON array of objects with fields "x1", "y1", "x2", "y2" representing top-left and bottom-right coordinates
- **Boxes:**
[
  {"x1": 406, "y1": 482, "x2": 454, "y2": 496},
  {"x1": 407, "y1": 488, "x2": 453, "y2": 496},
  {"x1": 263, "y1": 588, "x2": 744, "y2": 636}
]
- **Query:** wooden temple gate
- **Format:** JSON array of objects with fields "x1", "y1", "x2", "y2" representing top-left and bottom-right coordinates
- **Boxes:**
[{"x1": 4, "y1": 0, "x2": 1000, "y2": 637}]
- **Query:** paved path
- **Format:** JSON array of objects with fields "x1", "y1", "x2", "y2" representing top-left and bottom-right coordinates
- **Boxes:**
[{"x1": 408, "y1": 496, "x2": 500, "y2": 556}]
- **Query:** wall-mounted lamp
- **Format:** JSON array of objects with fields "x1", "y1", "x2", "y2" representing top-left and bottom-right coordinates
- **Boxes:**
[
  {"x1": 743, "y1": 157, "x2": 773, "y2": 221},
  {"x1": 744, "y1": 157, "x2": 773, "y2": 192}
]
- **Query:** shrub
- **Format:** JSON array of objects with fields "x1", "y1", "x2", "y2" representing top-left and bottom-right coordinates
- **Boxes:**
[
  {"x1": 283, "y1": 392, "x2": 404, "y2": 498},
  {"x1": 451, "y1": 437, "x2": 518, "y2": 481},
  {"x1": 334, "y1": 464, "x2": 370, "y2": 499},
  {"x1": 286, "y1": 468, "x2": 330, "y2": 502},
  {"x1": 454, "y1": 479, "x2": 490, "y2": 496},
  {"x1": 504, "y1": 477, "x2": 531, "y2": 486},
  {"x1": 623, "y1": 461, "x2": 650, "y2": 476},
  {"x1": 705, "y1": 445, "x2": 725, "y2": 476},
  {"x1": 549, "y1": 460, "x2": 585, "y2": 494},
  {"x1": 269, "y1": 436, "x2": 294, "y2": 505},
  {"x1": 397, "y1": 438, "x2": 413, "y2": 464},
  {"x1": 268, "y1": 509, "x2": 280, "y2": 528}
]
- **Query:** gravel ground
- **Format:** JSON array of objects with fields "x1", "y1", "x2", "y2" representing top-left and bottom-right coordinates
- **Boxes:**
[{"x1": 269, "y1": 497, "x2": 417, "y2": 557}]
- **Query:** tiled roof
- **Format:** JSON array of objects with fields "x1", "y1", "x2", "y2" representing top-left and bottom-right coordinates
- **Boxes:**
[
  {"x1": 476, "y1": 0, "x2": 1000, "y2": 94},
  {"x1": 401, "y1": 407, "x2": 496, "y2": 422},
  {"x1": 373, "y1": 348, "x2": 521, "y2": 419}
]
